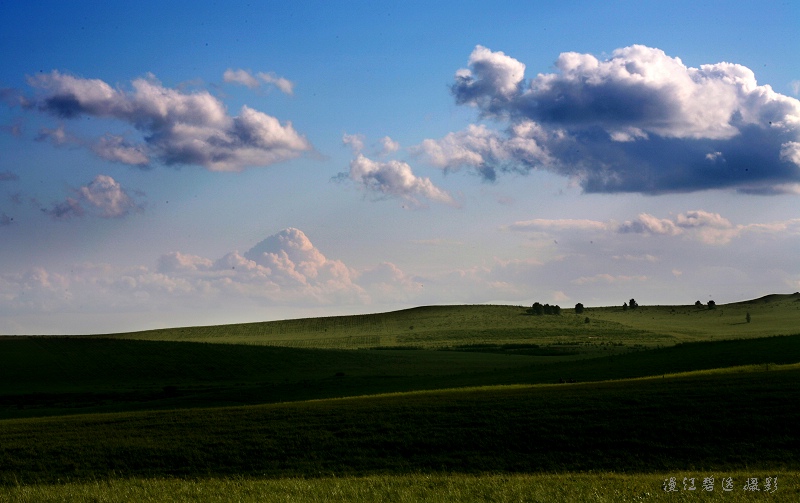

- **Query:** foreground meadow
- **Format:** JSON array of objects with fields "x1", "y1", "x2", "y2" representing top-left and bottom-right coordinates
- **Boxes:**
[
  {"x1": 1, "y1": 295, "x2": 798, "y2": 500},
  {"x1": 4, "y1": 472, "x2": 798, "y2": 503}
]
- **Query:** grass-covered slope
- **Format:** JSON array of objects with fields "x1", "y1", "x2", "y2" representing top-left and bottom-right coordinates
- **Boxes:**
[
  {"x1": 3, "y1": 333, "x2": 799, "y2": 419},
  {"x1": 1, "y1": 364, "x2": 798, "y2": 485},
  {"x1": 96, "y1": 294, "x2": 800, "y2": 349}
]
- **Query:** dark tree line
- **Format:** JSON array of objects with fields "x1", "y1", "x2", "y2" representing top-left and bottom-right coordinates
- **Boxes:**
[{"x1": 528, "y1": 302, "x2": 561, "y2": 315}]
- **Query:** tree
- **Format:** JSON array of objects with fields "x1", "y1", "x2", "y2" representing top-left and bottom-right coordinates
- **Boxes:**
[
  {"x1": 629, "y1": 298, "x2": 639, "y2": 309},
  {"x1": 708, "y1": 300, "x2": 716, "y2": 310},
  {"x1": 530, "y1": 302, "x2": 544, "y2": 316},
  {"x1": 622, "y1": 302, "x2": 628, "y2": 311},
  {"x1": 575, "y1": 303, "x2": 584, "y2": 314},
  {"x1": 746, "y1": 312, "x2": 751, "y2": 323},
  {"x1": 695, "y1": 300, "x2": 703, "y2": 308},
  {"x1": 553, "y1": 305, "x2": 561, "y2": 315}
]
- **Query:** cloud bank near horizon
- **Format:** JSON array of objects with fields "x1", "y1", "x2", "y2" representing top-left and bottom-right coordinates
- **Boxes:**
[
  {"x1": 416, "y1": 44, "x2": 800, "y2": 195},
  {"x1": 3, "y1": 209, "x2": 799, "y2": 332}
]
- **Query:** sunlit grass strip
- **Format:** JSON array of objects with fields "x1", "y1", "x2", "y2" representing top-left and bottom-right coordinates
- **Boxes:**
[
  {"x1": 305, "y1": 360, "x2": 800, "y2": 403},
  {"x1": 3, "y1": 472, "x2": 798, "y2": 502}
]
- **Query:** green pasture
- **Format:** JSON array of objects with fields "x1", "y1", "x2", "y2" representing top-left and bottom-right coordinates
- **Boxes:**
[
  {"x1": 3, "y1": 472, "x2": 798, "y2": 503},
  {"x1": 1, "y1": 363, "x2": 798, "y2": 487},
  {"x1": 1, "y1": 294, "x2": 799, "y2": 500},
  {"x1": 2, "y1": 332, "x2": 799, "y2": 420},
  {"x1": 98, "y1": 293, "x2": 800, "y2": 351}
]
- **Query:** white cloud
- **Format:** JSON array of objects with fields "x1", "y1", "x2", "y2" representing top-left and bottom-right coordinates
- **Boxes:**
[
  {"x1": 43, "y1": 175, "x2": 142, "y2": 220},
  {"x1": 618, "y1": 213, "x2": 682, "y2": 236},
  {"x1": 346, "y1": 154, "x2": 456, "y2": 207},
  {"x1": 413, "y1": 122, "x2": 552, "y2": 181},
  {"x1": 257, "y1": 72, "x2": 295, "y2": 95},
  {"x1": 378, "y1": 136, "x2": 400, "y2": 156},
  {"x1": 28, "y1": 71, "x2": 311, "y2": 171},
  {"x1": 438, "y1": 45, "x2": 800, "y2": 194},
  {"x1": 223, "y1": 69, "x2": 295, "y2": 95},
  {"x1": 453, "y1": 45, "x2": 526, "y2": 110},
  {"x1": 342, "y1": 133, "x2": 365, "y2": 154},
  {"x1": 223, "y1": 68, "x2": 260, "y2": 89},
  {"x1": 508, "y1": 210, "x2": 800, "y2": 246}
]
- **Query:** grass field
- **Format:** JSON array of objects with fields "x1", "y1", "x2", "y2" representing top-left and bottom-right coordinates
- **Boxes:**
[
  {"x1": 1, "y1": 294, "x2": 799, "y2": 500},
  {"x1": 4, "y1": 472, "x2": 798, "y2": 502}
]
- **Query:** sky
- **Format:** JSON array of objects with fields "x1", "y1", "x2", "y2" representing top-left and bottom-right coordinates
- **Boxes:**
[{"x1": 1, "y1": 1, "x2": 799, "y2": 334}]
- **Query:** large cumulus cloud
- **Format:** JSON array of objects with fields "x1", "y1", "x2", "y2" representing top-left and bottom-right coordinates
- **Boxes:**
[
  {"x1": 422, "y1": 45, "x2": 800, "y2": 194},
  {"x1": 26, "y1": 71, "x2": 311, "y2": 171}
]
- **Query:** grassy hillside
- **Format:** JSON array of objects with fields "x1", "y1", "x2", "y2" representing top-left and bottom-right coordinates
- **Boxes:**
[
  {"x1": 3, "y1": 332, "x2": 799, "y2": 420},
  {"x1": 1, "y1": 363, "x2": 798, "y2": 485},
  {"x1": 97, "y1": 294, "x2": 800, "y2": 350},
  {"x1": 1, "y1": 295, "x2": 798, "y2": 500}
]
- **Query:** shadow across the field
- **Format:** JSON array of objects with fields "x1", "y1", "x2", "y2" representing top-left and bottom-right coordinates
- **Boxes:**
[
  {"x1": 1, "y1": 334, "x2": 799, "y2": 419},
  {"x1": 0, "y1": 366, "x2": 798, "y2": 485}
]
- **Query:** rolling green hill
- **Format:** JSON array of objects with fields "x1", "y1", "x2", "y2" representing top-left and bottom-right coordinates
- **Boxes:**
[
  {"x1": 1, "y1": 295, "x2": 799, "y2": 500},
  {"x1": 96, "y1": 293, "x2": 800, "y2": 349},
  {"x1": 1, "y1": 363, "x2": 798, "y2": 485}
]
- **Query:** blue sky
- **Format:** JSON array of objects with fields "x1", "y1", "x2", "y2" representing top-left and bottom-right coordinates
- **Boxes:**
[{"x1": 1, "y1": 1, "x2": 799, "y2": 334}]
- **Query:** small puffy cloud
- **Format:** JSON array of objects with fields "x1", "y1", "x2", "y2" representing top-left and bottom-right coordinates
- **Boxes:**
[
  {"x1": 342, "y1": 133, "x2": 365, "y2": 154},
  {"x1": 223, "y1": 68, "x2": 260, "y2": 89},
  {"x1": 257, "y1": 72, "x2": 294, "y2": 95},
  {"x1": 27, "y1": 71, "x2": 311, "y2": 171},
  {"x1": 346, "y1": 154, "x2": 456, "y2": 207},
  {"x1": 378, "y1": 136, "x2": 400, "y2": 156},
  {"x1": 452, "y1": 45, "x2": 526, "y2": 112},
  {"x1": 413, "y1": 122, "x2": 552, "y2": 181},
  {"x1": 223, "y1": 69, "x2": 295, "y2": 95},
  {"x1": 43, "y1": 175, "x2": 142, "y2": 220},
  {"x1": 78, "y1": 175, "x2": 142, "y2": 218},
  {"x1": 674, "y1": 210, "x2": 732, "y2": 229},
  {"x1": 618, "y1": 213, "x2": 682, "y2": 236},
  {"x1": 0, "y1": 171, "x2": 19, "y2": 182},
  {"x1": 792, "y1": 80, "x2": 800, "y2": 96},
  {"x1": 437, "y1": 45, "x2": 800, "y2": 194}
]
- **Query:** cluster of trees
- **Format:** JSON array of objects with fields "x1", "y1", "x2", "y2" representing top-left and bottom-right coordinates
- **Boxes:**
[
  {"x1": 694, "y1": 300, "x2": 717, "y2": 310},
  {"x1": 622, "y1": 298, "x2": 638, "y2": 311},
  {"x1": 529, "y1": 302, "x2": 561, "y2": 315}
]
